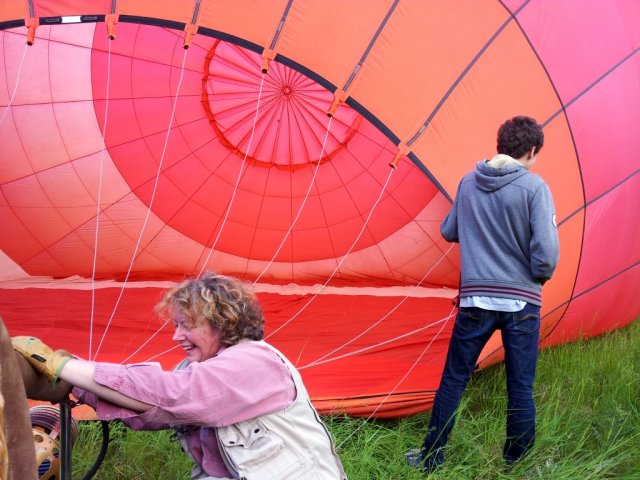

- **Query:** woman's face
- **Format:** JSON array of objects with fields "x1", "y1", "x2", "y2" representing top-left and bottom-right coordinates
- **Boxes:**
[{"x1": 171, "y1": 311, "x2": 222, "y2": 363}]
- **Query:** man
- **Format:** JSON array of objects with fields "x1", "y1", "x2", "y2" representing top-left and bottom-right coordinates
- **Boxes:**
[{"x1": 407, "y1": 115, "x2": 559, "y2": 473}]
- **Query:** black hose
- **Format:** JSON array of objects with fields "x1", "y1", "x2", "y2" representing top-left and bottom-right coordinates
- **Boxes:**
[{"x1": 79, "y1": 420, "x2": 110, "y2": 480}]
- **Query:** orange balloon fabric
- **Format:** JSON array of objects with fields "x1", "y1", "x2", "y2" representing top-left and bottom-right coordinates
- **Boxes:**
[{"x1": 0, "y1": 0, "x2": 638, "y2": 417}]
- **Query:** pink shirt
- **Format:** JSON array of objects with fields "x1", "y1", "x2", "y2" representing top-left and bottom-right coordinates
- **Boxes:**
[{"x1": 73, "y1": 341, "x2": 296, "y2": 478}]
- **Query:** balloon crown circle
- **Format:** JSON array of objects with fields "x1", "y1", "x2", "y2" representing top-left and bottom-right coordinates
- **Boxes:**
[{"x1": 202, "y1": 40, "x2": 361, "y2": 170}]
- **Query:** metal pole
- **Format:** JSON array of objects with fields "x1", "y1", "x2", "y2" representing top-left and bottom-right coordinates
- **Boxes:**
[{"x1": 59, "y1": 402, "x2": 72, "y2": 480}]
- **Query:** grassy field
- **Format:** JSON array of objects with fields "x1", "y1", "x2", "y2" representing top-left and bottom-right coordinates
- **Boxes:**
[{"x1": 71, "y1": 319, "x2": 639, "y2": 479}]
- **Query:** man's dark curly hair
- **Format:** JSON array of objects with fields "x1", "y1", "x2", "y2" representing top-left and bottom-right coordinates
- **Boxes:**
[
  {"x1": 497, "y1": 116, "x2": 544, "y2": 159},
  {"x1": 156, "y1": 272, "x2": 264, "y2": 346}
]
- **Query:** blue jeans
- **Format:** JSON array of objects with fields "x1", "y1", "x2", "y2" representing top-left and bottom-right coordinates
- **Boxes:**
[{"x1": 422, "y1": 303, "x2": 540, "y2": 467}]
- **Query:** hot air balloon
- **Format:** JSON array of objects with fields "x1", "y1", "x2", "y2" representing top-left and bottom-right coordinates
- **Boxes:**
[{"x1": 0, "y1": 0, "x2": 638, "y2": 419}]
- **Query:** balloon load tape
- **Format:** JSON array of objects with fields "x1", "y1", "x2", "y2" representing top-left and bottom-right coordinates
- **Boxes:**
[{"x1": 29, "y1": 405, "x2": 78, "y2": 480}]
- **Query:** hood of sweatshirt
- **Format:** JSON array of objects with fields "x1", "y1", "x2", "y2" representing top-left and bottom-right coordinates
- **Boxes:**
[{"x1": 474, "y1": 155, "x2": 529, "y2": 192}]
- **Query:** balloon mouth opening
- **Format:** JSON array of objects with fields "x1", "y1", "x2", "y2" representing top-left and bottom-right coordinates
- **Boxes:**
[{"x1": 201, "y1": 40, "x2": 361, "y2": 170}]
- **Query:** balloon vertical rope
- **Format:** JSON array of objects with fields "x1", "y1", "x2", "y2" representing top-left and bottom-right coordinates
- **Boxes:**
[
  {"x1": 301, "y1": 243, "x2": 455, "y2": 368},
  {"x1": 253, "y1": 115, "x2": 334, "y2": 285},
  {"x1": 89, "y1": 37, "x2": 112, "y2": 361},
  {"x1": 93, "y1": 47, "x2": 189, "y2": 361},
  {"x1": 196, "y1": 74, "x2": 266, "y2": 278},
  {"x1": 265, "y1": 167, "x2": 395, "y2": 339},
  {"x1": 0, "y1": 41, "x2": 27, "y2": 127}
]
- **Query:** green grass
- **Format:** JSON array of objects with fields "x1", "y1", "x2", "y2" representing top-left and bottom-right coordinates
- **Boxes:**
[{"x1": 71, "y1": 319, "x2": 640, "y2": 479}]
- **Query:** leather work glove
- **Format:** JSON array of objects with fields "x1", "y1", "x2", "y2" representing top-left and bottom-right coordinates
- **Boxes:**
[
  {"x1": 11, "y1": 336, "x2": 71, "y2": 384},
  {"x1": 16, "y1": 351, "x2": 74, "y2": 402}
]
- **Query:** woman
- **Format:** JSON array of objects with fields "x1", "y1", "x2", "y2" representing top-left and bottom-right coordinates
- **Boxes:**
[{"x1": 13, "y1": 273, "x2": 347, "y2": 479}]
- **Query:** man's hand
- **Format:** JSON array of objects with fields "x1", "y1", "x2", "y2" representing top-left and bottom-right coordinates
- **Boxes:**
[{"x1": 11, "y1": 336, "x2": 71, "y2": 384}]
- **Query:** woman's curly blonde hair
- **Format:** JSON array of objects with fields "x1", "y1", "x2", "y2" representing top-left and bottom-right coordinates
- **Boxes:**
[{"x1": 156, "y1": 272, "x2": 264, "y2": 346}]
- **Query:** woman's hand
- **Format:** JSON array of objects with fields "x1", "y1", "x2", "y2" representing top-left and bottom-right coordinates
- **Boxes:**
[
  {"x1": 13, "y1": 336, "x2": 153, "y2": 413},
  {"x1": 16, "y1": 352, "x2": 73, "y2": 403},
  {"x1": 11, "y1": 336, "x2": 71, "y2": 384}
]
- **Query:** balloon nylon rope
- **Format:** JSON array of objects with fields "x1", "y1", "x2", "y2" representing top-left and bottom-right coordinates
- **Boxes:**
[
  {"x1": 93, "y1": 47, "x2": 189, "y2": 361},
  {"x1": 265, "y1": 167, "x2": 395, "y2": 340},
  {"x1": 123, "y1": 67, "x2": 265, "y2": 362},
  {"x1": 0, "y1": 41, "x2": 27, "y2": 127},
  {"x1": 253, "y1": 115, "x2": 334, "y2": 285},
  {"x1": 300, "y1": 311, "x2": 455, "y2": 370},
  {"x1": 119, "y1": 318, "x2": 171, "y2": 364},
  {"x1": 88, "y1": 38, "x2": 112, "y2": 361},
  {"x1": 197, "y1": 74, "x2": 266, "y2": 278},
  {"x1": 142, "y1": 343, "x2": 180, "y2": 363},
  {"x1": 335, "y1": 305, "x2": 455, "y2": 450},
  {"x1": 301, "y1": 243, "x2": 455, "y2": 369}
]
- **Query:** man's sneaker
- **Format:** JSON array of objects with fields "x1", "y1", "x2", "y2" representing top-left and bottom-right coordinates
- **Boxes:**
[
  {"x1": 404, "y1": 448, "x2": 424, "y2": 469},
  {"x1": 404, "y1": 448, "x2": 441, "y2": 474}
]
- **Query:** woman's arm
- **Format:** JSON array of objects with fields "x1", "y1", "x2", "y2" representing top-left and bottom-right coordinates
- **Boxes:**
[{"x1": 61, "y1": 359, "x2": 152, "y2": 412}]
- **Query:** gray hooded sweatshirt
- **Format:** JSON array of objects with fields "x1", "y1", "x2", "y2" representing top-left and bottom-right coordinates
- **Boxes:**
[{"x1": 441, "y1": 158, "x2": 559, "y2": 306}]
